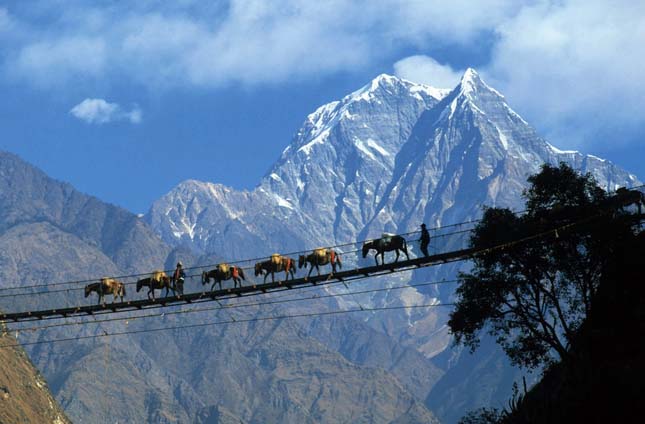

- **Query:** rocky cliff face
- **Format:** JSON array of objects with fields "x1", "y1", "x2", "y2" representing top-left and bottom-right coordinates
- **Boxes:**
[
  {"x1": 147, "y1": 70, "x2": 637, "y2": 255},
  {"x1": 147, "y1": 75, "x2": 447, "y2": 255},
  {"x1": 0, "y1": 321, "x2": 70, "y2": 424}
]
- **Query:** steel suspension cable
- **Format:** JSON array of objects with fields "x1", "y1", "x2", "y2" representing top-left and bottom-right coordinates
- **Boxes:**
[
  {"x1": 6, "y1": 279, "x2": 459, "y2": 333},
  {"x1": 0, "y1": 302, "x2": 456, "y2": 349}
]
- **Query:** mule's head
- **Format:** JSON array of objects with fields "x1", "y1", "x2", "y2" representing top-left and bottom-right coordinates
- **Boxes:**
[
  {"x1": 136, "y1": 279, "x2": 143, "y2": 293},
  {"x1": 298, "y1": 255, "x2": 306, "y2": 269},
  {"x1": 201, "y1": 271, "x2": 208, "y2": 286},
  {"x1": 84, "y1": 285, "x2": 92, "y2": 297},
  {"x1": 254, "y1": 262, "x2": 263, "y2": 276}
]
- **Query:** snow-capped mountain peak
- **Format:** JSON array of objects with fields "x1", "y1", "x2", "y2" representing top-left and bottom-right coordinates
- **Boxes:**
[
  {"x1": 458, "y1": 68, "x2": 494, "y2": 95},
  {"x1": 459, "y1": 67, "x2": 482, "y2": 90},
  {"x1": 287, "y1": 74, "x2": 453, "y2": 162},
  {"x1": 346, "y1": 73, "x2": 449, "y2": 104},
  {"x1": 448, "y1": 68, "x2": 507, "y2": 116},
  {"x1": 145, "y1": 70, "x2": 638, "y2": 365},
  {"x1": 147, "y1": 70, "x2": 638, "y2": 258}
]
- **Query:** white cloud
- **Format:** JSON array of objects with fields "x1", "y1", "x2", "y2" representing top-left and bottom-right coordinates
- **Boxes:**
[
  {"x1": 394, "y1": 1, "x2": 645, "y2": 149},
  {"x1": 393, "y1": 55, "x2": 462, "y2": 88},
  {"x1": 11, "y1": 37, "x2": 106, "y2": 86},
  {"x1": 484, "y1": 0, "x2": 645, "y2": 148},
  {"x1": 0, "y1": 8, "x2": 11, "y2": 32},
  {"x1": 2, "y1": 0, "x2": 645, "y2": 149},
  {"x1": 0, "y1": 0, "x2": 523, "y2": 88},
  {"x1": 70, "y1": 98, "x2": 142, "y2": 125}
]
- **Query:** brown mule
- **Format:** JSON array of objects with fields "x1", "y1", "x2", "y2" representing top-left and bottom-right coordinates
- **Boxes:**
[
  {"x1": 298, "y1": 248, "x2": 342, "y2": 277},
  {"x1": 136, "y1": 270, "x2": 174, "y2": 299},
  {"x1": 254, "y1": 254, "x2": 296, "y2": 283},
  {"x1": 84, "y1": 277, "x2": 126, "y2": 305},
  {"x1": 202, "y1": 264, "x2": 246, "y2": 291}
]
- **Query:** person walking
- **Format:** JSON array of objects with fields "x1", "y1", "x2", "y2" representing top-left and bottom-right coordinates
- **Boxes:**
[
  {"x1": 173, "y1": 261, "x2": 186, "y2": 295},
  {"x1": 419, "y1": 223, "x2": 430, "y2": 257}
]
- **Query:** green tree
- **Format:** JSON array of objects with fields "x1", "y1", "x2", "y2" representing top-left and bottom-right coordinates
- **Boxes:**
[{"x1": 448, "y1": 163, "x2": 636, "y2": 370}]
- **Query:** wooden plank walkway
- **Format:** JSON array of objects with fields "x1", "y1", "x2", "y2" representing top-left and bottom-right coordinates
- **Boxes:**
[{"x1": 0, "y1": 247, "x2": 477, "y2": 323}]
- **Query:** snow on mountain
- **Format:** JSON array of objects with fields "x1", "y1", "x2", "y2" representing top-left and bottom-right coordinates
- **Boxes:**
[
  {"x1": 261, "y1": 72, "x2": 447, "y2": 244},
  {"x1": 145, "y1": 69, "x2": 639, "y2": 353},
  {"x1": 359, "y1": 68, "x2": 638, "y2": 238},
  {"x1": 146, "y1": 179, "x2": 306, "y2": 259},
  {"x1": 148, "y1": 69, "x2": 636, "y2": 255},
  {"x1": 142, "y1": 68, "x2": 640, "y2": 422},
  {"x1": 147, "y1": 73, "x2": 446, "y2": 255}
]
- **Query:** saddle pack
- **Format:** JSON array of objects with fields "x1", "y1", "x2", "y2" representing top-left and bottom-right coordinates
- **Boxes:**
[
  {"x1": 151, "y1": 270, "x2": 166, "y2": 282},
  {"x1": 218, "y1": 263, "x2": 230, "y2": 275},
  {"x1": 313, "y1": 248, "x2": 327, "y2": 261}
]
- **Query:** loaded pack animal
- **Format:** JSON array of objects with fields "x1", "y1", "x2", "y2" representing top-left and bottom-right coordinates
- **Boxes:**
[
  {"x1": 254, "y1": 254, "x2": 296, "y2": 283},
  {"x1": 611, "y1": 187, "x2": 645, "y2": 215},
  {"x1": 362, "y1": 234, "x2": 409, "y2": 265},
  {"x1": 298, "y1": 248, "x2": 342, "y2": 278},
  {"x1": 84, "y1": 277, "x2": 126, "y2": 305},
  {"x1": 202, "y1": 263, "x2": 246, "y2": 291},
  {"x1": 136, "y1": 270, "x2": 174, "y2": 299}
]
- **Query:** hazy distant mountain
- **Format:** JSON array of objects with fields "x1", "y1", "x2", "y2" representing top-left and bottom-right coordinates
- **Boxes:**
[
  {"x1": 0, "y1": 150, "x2": 439, "y2": 423},
  {"x1": 0, "y1": 151, "x2": 172, "y2": 274}
]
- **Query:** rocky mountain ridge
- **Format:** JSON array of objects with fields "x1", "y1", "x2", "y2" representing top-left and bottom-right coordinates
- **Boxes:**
[{"x1": 148, "y1": 69, "x2": 638, "y2": 256}]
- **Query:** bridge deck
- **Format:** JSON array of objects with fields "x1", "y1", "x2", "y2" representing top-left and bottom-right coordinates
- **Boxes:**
[{"x1": 0, "y1": 247, "x2": 477, "y2": 323}]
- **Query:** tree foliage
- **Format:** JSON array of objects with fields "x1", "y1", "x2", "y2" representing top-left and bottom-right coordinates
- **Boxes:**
[
  {"x1": 458, "y1": 407, "x2": 503, "y2": 424},
  {"x1": 448, "y1": 163, "x2": 637, "y2": 369}
]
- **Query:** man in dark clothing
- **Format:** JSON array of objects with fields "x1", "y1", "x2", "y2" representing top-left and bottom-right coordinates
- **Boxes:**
[
  {"x1": 173, "y1": 261, "x2": 185, "y2": 295},
  {"x1": 419, "y1": 223, "x2": 430, "y2": 257}
]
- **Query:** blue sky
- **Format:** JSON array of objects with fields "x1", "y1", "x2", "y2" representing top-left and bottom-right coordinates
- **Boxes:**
[{"x1": 1, "y1": 0, "x2": 644, "y2": 213}]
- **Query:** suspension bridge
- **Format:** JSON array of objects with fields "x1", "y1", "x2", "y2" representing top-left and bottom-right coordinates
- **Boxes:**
[
  {"x1": 0, "y1": 185, "x2": 642, "y2": 347},
  {"x1": 0, "y1": 245, "x2": 479, "y2": 323}
]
